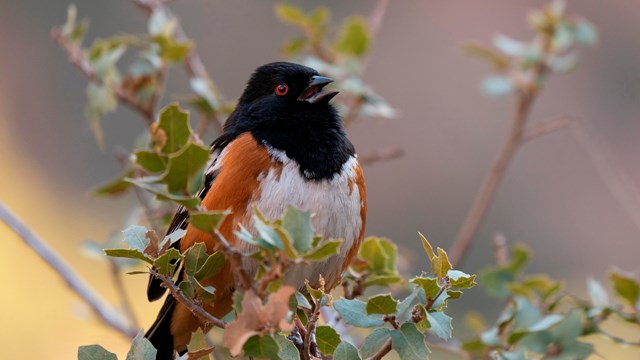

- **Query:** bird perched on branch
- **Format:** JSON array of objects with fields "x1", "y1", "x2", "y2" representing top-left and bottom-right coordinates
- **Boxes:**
[{"x1": 144, "y1": 62, "x2": 367, "y2": 359}]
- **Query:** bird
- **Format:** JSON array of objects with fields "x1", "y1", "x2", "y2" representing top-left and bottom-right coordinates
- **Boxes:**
[{"x1": 144, "y1": 61, "x2": 367, "y2": 359}]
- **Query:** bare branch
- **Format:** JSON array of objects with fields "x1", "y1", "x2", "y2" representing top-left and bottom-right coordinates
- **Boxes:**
[
  {"x1": 109, "y1": 260, "x2": 139, "y2": 329},
  {"x1": 0, "y1": 202, "x2": 137, "y2": 338},
  {"x1": 359, "y1": 146, "x2": 404, "y2": 166},
  {"x1": 521, "y1": 116, "x2": 578, "y2": 143},
  {"x1": 214, "y1": 229, "x2": 254, "y2": 292},
  {"x1": 492, "y1": 233, "x2": 509, "y2": 267},
  {"x1": 149, "y1": 269, "x2": 227, "y2": 329},
  {"x1": 50, "y1": 28, "x2": 155, "y2": 125}
]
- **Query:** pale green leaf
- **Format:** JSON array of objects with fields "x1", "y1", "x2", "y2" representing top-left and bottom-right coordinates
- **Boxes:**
[
  {"x1": 390, "y1": 323, "x2": 430, "y2": 360},
  {"x1": 426, "y1": 311, "x2": 452, "y2": 340},
  {"x1": 332, "y1": 340, "x2": 360, "y2": 360},
  {"x1": 316, "y1": 325, "x2": 341, "y2": 355},
  {"x1": 366, "y1": 293, "x2": 398, "y2": 315},
  {"x1": 333, "y1": 298, "x2": 384, "y2": 327},
  {"x1": 78, "y1": 345, "x2": 118, "y2": 360},
  {"x1": 126, "y1": 331, "x2": 157, "y2": 360},
  {"x1": 360, "y1": 328, "x2": 392, "y2": 359}
]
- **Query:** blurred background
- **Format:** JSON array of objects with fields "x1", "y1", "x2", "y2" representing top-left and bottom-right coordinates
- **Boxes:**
[{"x1": 1, "y1": 0, "x2": 639, "y2": 358}]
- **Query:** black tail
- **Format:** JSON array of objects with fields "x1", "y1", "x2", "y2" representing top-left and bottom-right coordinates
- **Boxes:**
[{"x1": 145, "y1": 295, "x2": 177, "y2": 360}]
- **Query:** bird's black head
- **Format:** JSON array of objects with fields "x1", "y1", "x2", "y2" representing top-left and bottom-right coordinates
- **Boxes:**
[
  {"x1": 227, "y1": 62, "x2": 340, "y2": 132},
  {"x1": 219, "y1": 62, "x2": 354, "y2": 181}
]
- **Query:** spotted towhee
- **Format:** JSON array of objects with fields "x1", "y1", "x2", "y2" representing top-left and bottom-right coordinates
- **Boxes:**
[{"x1": 144, "y1": 62, "x2": 367, "y2": 359}]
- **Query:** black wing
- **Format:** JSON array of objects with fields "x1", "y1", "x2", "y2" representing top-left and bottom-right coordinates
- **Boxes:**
[{"x1": 146, "y1": 133, "x2": 237, "y2": 302}]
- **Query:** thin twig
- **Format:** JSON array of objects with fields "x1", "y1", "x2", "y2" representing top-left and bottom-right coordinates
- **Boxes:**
[
  {"x1": 214, "y1": 229, "x2": 254, "y2": 291},
  {"x1": 358, "y1": 146, "x2": 404, "y2": 166},
  {"x1": 132, "y1": 0, "x2": 225, "y2": 135},
  {"x1": 369, "y1": 338, "x2": 392, "y2": 360},
  {"x1": 109, "y1": 259, "x2": 140, "y2": 328},
  {"x1": 149, "y1": 268, "x2": 227, "y2": 329},
  {"x1": 0, "y1": 202, "x2": 137, "y2": 338},
  {"x1": 303, "y1": 303, "x2": 321, "y2": 360},
  {"x1": 51, "y1": 28, "x2": 155, "y2": 125},
  {"x1": 493, "y1": 233, "x2": 509, "y2": 267},
  {"x1": 572, "y1": 123, "x2": 640, "y2": 234},
  {"x1": 521, "y1": 116, "x2": 578, "y2": 143}
]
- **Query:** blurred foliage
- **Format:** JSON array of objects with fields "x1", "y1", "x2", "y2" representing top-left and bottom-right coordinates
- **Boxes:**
[{"x1": 51, "y1": 1, "x2": 640, "y2": 359}]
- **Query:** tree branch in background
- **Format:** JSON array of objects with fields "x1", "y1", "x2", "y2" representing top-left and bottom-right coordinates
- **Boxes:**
[
  {"x1": 521, "y1": 116, "x2": 577, "y2": 143},
  {"x1": 132, "y1": 0, "x2": 225, "y2": 137},
  {"x1": 50, "y1": 28, "x2": 155, "y2": 125},
  {"x1": 109, "y1": 260, "x2": 139, "y2": 329},
  {"x1": 0, "y1": 202, "x2": 138, "y2": 338},
  {"x1": 359, "y1": 146, "x2": 404, "y2": 166}
]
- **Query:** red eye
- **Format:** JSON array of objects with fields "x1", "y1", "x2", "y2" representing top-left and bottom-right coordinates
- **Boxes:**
[{"x1": 275, "y1": 84, "x2": 289, "y2": 96}]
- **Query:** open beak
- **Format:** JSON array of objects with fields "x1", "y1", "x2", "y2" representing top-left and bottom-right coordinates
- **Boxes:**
[{"x1": 297, "y1": 75, "x2": 339, "y2": 104}]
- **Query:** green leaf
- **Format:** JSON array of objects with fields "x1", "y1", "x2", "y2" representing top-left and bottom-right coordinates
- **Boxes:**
[
  {"x1": 366, "y1": 294, "x2": 398, "y2": 315},
  {"x1": 610, "y1": 270, "x2": 640, "y2": 308},
  {"x1": 281, "y1": 37, "x2": 307, "y2": 56},
  {"x1": 134, "y1": 150, "x2": 167, "y2": 173},
  {"x1": 153, "y1": 36, "x2": 193, "y2": 63},
  {"x1": 411, "y1": 276, "x2": 440, "y2": 299},
  {"x1": 418, "y1": 232, "x2": 436, "y2": 260},
  {"x1": 190, "y1": 210, "x2": 229, "y2": 233},
  {"x1": 126, "y1": 330, "x2": 157, "y2": 360},
  {"x1": 447, "y1": 270, "x2": 477, "y2": 289},
  {"x1": 397, "y1": 289, "x2": 419, "y2": 317},
  {"x1": 125, "y1": 179, "x2": 200, "y2": 209},
  {"x1": 179, "y1": 280, "x2": 195, "y2": 299},
  {"x1": 78, "y1": 345, "x2": 118, "y2": 360},
  {"x1": 315, "y1": 325, "x2": 341, "y2": 355},
  {"x1": 281, "y1": 206, "x2": 314, "y2": 253},
  {"x1": 148, "y1": 7, "x2": 176, "y2": 37},
  {"x1": 86, "y1": 83, "x2": 117, "y2": 148},
  {"x1": 159, "y1": 141, "x2": 211, "y2": 193},
  {"x1": 358, "y1": 237, "x2": 398, "y2": 274},
  {"x1": 184, "y1": 243, "x2": 208, "y2": 277},
  {"x1": 153, "y1": 248, "x2": 182, "y2": 275},
  {"x1": 104, "y1": 249, "x2": 153, "y2": 264},
  {"x1": 333, "y1": 298, "x2": 384, "y2": 327},
  {"x1": 587, "y1": 277, "x2": 610, "y2": 308},
  {"x1": 303, "y1": 239, "x2": 342, "y2": 261},
  {"x1": 194, "y1": 251, "x2": 225, "y2": 281},
  {"x1": 390, "y1": 323, "x2": 430, "y2": 360},
  {"x1": 161, "y1": 228, "x2": 186, "y2": 248},
  {"x1": 185, "y1": 328, "x2": 213, "y2": 360},
  {"x1": 334, "y1": 16, "x2": 370, "y2": 56},
  {"x1": 464, "y1": 42, "x2": 510, "y2": 70},
  {"x1": 123, "y1": 226, "x2": 149, "y2": 251},
  {"x1": 492, "y1": 34, "x2": 527, "y2": 57},
  {"x1": 360, "y1": 328, "x2": 392, "y2": 359},
  {"x1": 332, "y1": 340, "x2": 361, "y2": 360},
  {"x1": 295, "y1": 291, "x2": 312, "y2": 310},
  {"x1": 93, "y1": 169, "x2": 134, "y2": 196},
  {"x1": 573, "y1": 18, "x2": 598, "y2": 46},
  {"x1": 363, "y1": 274, "x2": 403, "y2": 287},
  {"x1": 549, "y1": 309, "x2": 594, "y2": 358},
  {"x1": 192, "y1": 278, "x2": 216, "y2": 303},
  {"x1": 426, "y1": 311, "x2": 452, "y2": 340},
  {"x1": 274, "y1": 4, "x2": 307, "y2": 27},
  {"x1": 273, "y1": 333, "x2": 299, "y2": 360},
  {"x1": 155, "y1": 104, "x2": 191, "y2": 154},
  {"x1": 243, "y1": 334, "x2": 279, "y2": 359},
  {"x1": 482, "y1": 76, "x2": 514, "y2": 97}
]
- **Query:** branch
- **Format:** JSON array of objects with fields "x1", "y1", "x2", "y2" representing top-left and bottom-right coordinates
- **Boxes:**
[
  {"x1": 0, "y1": 202, "x2": 137, "y2": 338},
  {"x1": 358, "y1": 146, "x2": 404, "y2": 166},
  {"x1": 214, "y1": 229, "x2": 254, "y2": 291},
  {"x1": 132, "y1": 0, "x2": 225, "y2": 136},
  {"x1": 50, "y1": 28, "x2": 155, "y2": 125},
  {"x1": 493, "y1": 233, "x2": 509, "y2": 267},
  {"x1": 149, "y1": 269, "x2": 227, "y2": 329},
  {"x1": 521, "y1": 116, "x2": 578, "y2": 143},
  {"x1": 109, "y1": 260, "x2": 139, "y2": 329}
]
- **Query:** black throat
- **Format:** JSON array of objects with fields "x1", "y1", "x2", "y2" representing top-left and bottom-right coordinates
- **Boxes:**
[{"x1": 252, "y1": 122, "x2": 355, "y2": 181}]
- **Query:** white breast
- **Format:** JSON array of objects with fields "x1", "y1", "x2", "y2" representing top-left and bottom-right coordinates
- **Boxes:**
[{"x1": 249, "y1": 148, "x2": 363, "y2": 288}]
